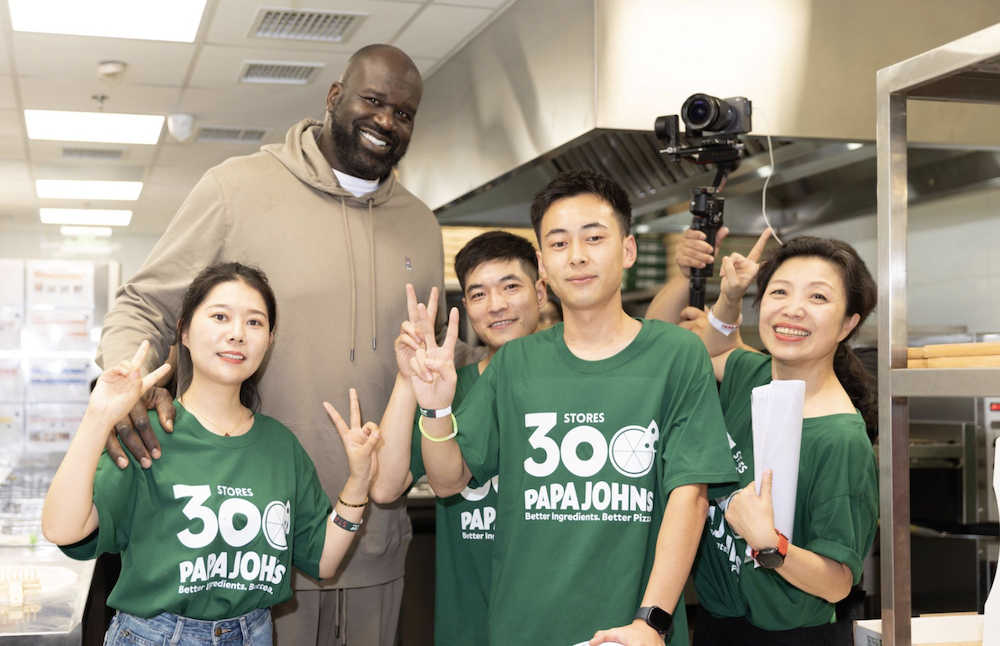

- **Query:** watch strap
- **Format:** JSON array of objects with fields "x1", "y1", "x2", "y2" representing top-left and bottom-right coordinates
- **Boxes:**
[
  {"x1": 634, "y1": 606, "x2": 673, "y2": 637},
  {"x1": 752, "y1": 530, "x2": 789, "y2": 567}
]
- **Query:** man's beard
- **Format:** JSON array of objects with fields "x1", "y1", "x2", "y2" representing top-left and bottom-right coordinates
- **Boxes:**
[{"x1": 328, "y1": 102, "x2": 407, "y2": 180}]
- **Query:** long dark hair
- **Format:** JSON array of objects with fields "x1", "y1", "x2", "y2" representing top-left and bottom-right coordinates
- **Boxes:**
[
  {"x1": 753, "y1": 237, "x2": 878, "y2": 433},
  {"x1": 176, "y1": 262, "x2": 277, "y2": 412}
]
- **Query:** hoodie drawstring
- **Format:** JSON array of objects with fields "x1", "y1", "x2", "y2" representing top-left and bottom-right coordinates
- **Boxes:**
[
  {"x1": 368, "y1": 198, "x2": 376, "y2": 352},
  {"x1": 341, "y1": 197, "x2": 357, "y2": 362},
  {"x1": 341, "y1": 197, "x2": 378, "y2": 361}
]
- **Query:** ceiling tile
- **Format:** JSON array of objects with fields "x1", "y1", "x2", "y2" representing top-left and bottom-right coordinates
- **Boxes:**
[
  {"x1": 27, "y1": 140, "x2": 158, "y2": 166},
  {"x1": 206, "y1": 0, "x2": 422, "y2": 53},
  {"x1": 18, "y1": 78, "x2": 182, "y2": 115},
  {"x1": 20, "y1": 78, "x2": 180, "y2": 115},
  {"x1": 11, "y1": 33, "x2": 196, "y2": 86},
  {"x1": 393, "y1": 5, "x2": 493, "y2": 59},
  {"x1": 0, "y1": 137, "x2": 26, "y2": 160},
  {"x1": 0, "y1": 161, "x2": 37, "y2": 216},
  {"x1": 0, "y1": 76, "x2": 17, "y2": 110},
  {"x1": 176, "y1": 86, "x2": 325, "y2": 127},
  {"x1": 0, "y1": 160, "x2": 32, "y2": 184},
  {"x1": 0, "y1": 110, "x2": 23, "y2": 138},
  {"x1": 187, "y1": 44, "x2": 349, "y2": 91},
  {"x1": 412, "y1": 57, "x2": 440, "y2": 78},
  {"x1": 435, "y1": 0, "x2": 510, "y2": 8}
]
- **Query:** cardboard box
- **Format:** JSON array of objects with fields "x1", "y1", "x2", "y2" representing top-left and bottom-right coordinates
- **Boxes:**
[{"x1": 854, "y1": 614, "x2": 983, "y2": 645}]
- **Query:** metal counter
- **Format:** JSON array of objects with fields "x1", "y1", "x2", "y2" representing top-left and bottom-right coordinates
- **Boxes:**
[{"x1": 0, "y1": 453, "x2": 94, "y2": 644}]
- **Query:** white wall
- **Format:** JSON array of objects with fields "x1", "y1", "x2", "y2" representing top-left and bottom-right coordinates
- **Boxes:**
[
  {"x1": 800, "y1": 185, "x2": 1000, "y2": 335},
  {"x1": 0, "y1": 231, "x2": 162, "y2": 284}
]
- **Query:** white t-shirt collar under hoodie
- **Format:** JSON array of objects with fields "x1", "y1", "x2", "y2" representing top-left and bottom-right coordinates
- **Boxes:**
[{"x1": 333, "y1": 168, "x2": 379, "y2": 197}]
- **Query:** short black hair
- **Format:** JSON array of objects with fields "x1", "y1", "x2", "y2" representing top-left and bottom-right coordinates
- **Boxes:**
[
  {"x1": 529, "y1": 169, "x2": 632, "y2": 240},
  {"x1": 454, "y1": 231, "x2": 539, "y2": 292}
]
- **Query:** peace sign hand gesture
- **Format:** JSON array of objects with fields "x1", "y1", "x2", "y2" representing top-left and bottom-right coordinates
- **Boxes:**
[
  {"x1": 324, "y1": 388, "x2": 382, "y2": 489},
  {"x1": 394, "y1": 284, "x2": 438, "y2": 379},
  {"x1": 719, "y1": 228, "x2": 771, "y2": 304},
  {"x1": 88, "y1": 341, "x2": 172, "y2": 428},
  {"x1": 408, "y1": 304, "x2": 460, "y2": 412}
]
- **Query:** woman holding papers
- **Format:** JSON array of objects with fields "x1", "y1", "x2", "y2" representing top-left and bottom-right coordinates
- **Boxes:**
[{"x1": 685, "y1": 233, "x2": 879, "y2": 645}]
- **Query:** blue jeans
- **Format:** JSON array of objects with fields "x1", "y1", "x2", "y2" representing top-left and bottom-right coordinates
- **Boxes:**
[{"x1": 105, "y1": 608, "x2": 273, "y2": 646}]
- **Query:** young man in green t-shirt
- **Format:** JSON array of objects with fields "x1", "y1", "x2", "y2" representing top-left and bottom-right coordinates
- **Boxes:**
[
  {"x1": 372, "y1": 231, "x2": 546, "y2": 646},
  {"x1": 408, "y1": 170, "x2": 737, "y2": 646}
]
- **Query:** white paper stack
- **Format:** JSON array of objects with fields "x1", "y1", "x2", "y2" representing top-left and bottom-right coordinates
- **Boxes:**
[{"x1": 747, "y1": 380, "x2": 805, "y2": 567}]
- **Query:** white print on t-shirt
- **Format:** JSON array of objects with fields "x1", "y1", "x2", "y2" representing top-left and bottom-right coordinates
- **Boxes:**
[
  {"x1": 521, "y1": 414, "x2": 658, "y2": 524},
  {"x1": 172, "y1": 484, "x2": 292, "y2": 595},
  {"x1": 708, "y1": 498, "x2": 742, "y2": 575},
  {"x1": 728, "y1": 432, "x2": 748, "y2": 474},
  {"x1": 173, "y1": 485, "x2": 290, "y2": 551},
  {"x1": 523, "y1": 413, "x2": 659, "y2": 479},
  {"x1": 179, "y1": 550, "x2": 286, "y2": 588},
  {"x1": 459, "y1": 475, "x2": 498, "y2": 541},
  {"x1": 706, "y1": 432, "x2": 749, "y2": 574}
]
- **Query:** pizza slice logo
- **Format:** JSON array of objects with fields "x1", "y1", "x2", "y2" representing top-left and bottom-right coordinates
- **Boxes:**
[{"x1": 609, "y1": 421, "x2": 659, "y2": 478}]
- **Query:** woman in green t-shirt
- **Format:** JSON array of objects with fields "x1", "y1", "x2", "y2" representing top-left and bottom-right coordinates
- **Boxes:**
[
  {"x1": 666, "y1": 232, "x2": 879, "y2": 645},
  {"x1": 42, "y1": 262, "x2": 382, "y2": 646}
]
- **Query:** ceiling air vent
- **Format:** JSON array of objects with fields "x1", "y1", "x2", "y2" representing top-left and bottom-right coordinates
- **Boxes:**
[
  {"x1": 195, "y1": 126, "x2": 271, "y2": 145},
  {"x1": 62, "y1": 147, "x2": 124, "y2": 161},
  {"x1": 239, "y1": 60, "x2": 325, "y2": 85},
  {"x1": 249, "y1": 8, "x2": 367, "y2": 43}
]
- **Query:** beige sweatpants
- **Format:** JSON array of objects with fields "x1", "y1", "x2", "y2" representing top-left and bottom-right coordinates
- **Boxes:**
[{"x1": 272, "y1": 579, "x2": 404, "y2": 646}]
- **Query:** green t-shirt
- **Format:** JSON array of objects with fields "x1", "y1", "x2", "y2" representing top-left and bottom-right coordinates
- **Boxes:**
[
  {"x1": 454, "y1": 320, "x2": 735, "y2": 645},
  {"x1": 693, "y1": 349, "x2": 880, "y2": 631},
  {"x1": 61, "y1": 402, "x2": 332, "y2": 620},
  {"x1": 410, "y1": 362, "x2": 494, "y2": 646}
]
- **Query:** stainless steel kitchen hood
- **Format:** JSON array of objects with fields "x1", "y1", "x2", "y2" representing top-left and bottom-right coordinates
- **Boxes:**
[{"x1": 399, "y1": 0, "x2": 1000, "y2": 233}]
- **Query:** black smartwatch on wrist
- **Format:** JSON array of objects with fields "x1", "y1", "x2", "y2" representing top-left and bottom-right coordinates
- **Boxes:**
[
  {"x1": 751, "y1": 530, "x2": 789, "y2": 569},
  {"x1": 634, "y1": 606, "x2": 673, "y2": 638}
]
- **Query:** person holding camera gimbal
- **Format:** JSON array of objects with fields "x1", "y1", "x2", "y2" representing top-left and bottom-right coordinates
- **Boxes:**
[{"x1": 648, "y1": 230, "x2": 879, "y2": 645}]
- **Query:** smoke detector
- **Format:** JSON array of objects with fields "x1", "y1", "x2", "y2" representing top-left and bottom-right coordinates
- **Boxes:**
[{"x1": 97, "y1": 60, "x2": 127, "y2": 81}]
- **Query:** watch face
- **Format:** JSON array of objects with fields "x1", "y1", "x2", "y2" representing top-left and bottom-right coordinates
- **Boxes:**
[
  {"x1": 757, "y1": 549, "x2": 785, "y2": 569},
  {"x1": 647, "y1": 606, "x2": 673, "y2": 633}
]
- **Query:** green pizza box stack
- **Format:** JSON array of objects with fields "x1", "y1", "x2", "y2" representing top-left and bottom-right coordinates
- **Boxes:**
[{"x1": 622, "y1": 234, "x2": 667, "y2": 292}]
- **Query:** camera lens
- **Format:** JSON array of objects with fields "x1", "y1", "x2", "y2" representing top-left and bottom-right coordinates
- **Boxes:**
[
  {"x1": 688, "y1": 99, "x2": 710, "y2": 124},
  {"x1": 681, "y1": 94, "x2": 733, "y2": 132}
]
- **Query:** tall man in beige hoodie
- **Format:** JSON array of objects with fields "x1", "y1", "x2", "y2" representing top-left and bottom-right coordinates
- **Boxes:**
[{"x1": 95, "y1": 45, "x2": 461, "y2": 645}]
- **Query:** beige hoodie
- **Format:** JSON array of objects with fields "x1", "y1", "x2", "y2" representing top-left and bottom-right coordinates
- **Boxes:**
[{"x1": 97, "y1": 119, "x2": 460, "y2": 589}]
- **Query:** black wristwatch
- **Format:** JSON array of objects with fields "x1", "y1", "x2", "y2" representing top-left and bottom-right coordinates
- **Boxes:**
[
  {"x1": 752, "y1": 530, "x2": 789, "y2": 569},
  {"x1": 634, "y1": 606, "x2": 673, "y2": 638}
]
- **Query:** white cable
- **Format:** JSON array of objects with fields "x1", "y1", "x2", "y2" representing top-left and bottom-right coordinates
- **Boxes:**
[{"x1": 754, "y1": 108, "x2": 782, "y2": 244}]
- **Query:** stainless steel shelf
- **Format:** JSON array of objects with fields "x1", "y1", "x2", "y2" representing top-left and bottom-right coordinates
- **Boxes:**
[
  {"x1": 891, "y1": 368, "x2": 1000, "y2": 398},
  {"x1": 877, "y1": 22, "x2": 1000, "y2": 646}
]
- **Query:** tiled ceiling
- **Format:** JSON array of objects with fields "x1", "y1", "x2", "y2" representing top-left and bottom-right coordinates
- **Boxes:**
[{"x1": 0, "y1": 0, "x2": 512, "y2": 235}]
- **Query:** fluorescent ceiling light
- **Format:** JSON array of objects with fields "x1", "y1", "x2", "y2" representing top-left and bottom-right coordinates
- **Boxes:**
[
  {"x1": 846, "y1": 142, "x2": 865, "y2": 151},
  {"x1": 37, "y1": 180, "x2": 143, "y2": 201},
  {"x1": 25, "y1": 110, "x2": 164, "y2": 145},
  {"x1": 40, "y1": 209, "x2": 132, "y2": 226},
  {"x1": 61, "y1": 226, "x2": 113, "y2": 237},
  {"x1": 9, "y1": 0, "x2": 208, "y2": 43}
]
